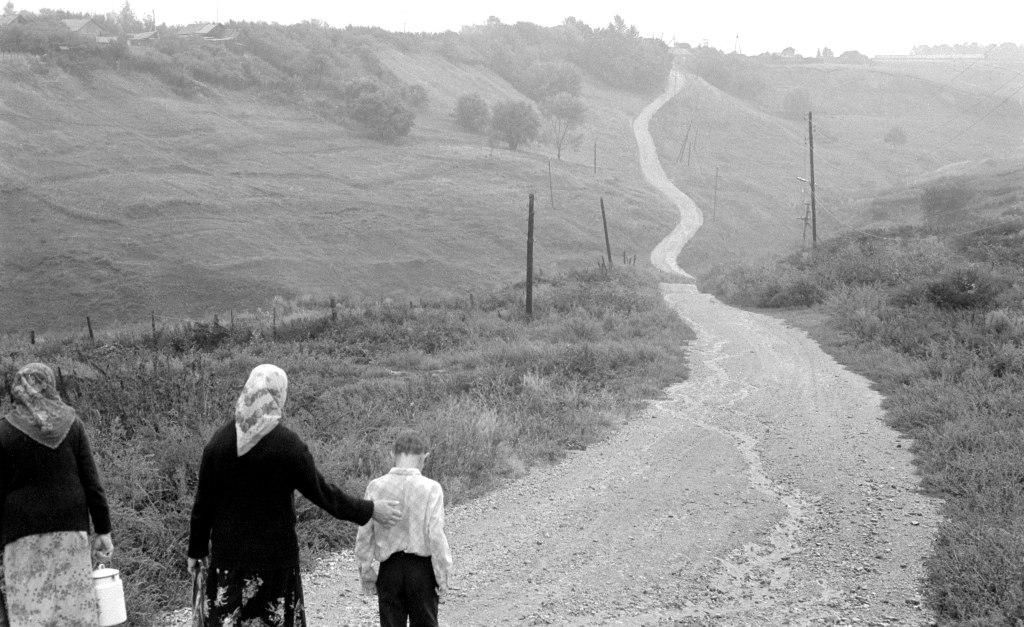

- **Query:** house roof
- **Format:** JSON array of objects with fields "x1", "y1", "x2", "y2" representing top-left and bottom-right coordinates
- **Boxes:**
[
  {"x1": 179, "y1": 22, "x2": 222, "y2": 35},
  {"x1": 130, "y1": 31, "x2": 158, "y2": 40},
  {"x1": 0, "y1": 14, "x2": 28, "y2": 27},
  {"x1": 62, "y1": 18, "x2": 100, "y2": 32}
]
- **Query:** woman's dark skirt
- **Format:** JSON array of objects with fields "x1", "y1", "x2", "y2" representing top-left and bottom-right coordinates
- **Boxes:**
[{"x1": 196, "y1": 564, "x2": 305, "y2": 626}]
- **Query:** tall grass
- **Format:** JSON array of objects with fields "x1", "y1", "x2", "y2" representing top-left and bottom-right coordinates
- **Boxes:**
[
  {"x1": 0, "y1": 267, "x2": 692, "y2": 624},
  {"x1": 701, "y1": 219, "x2": 1024, "y2": 624}
]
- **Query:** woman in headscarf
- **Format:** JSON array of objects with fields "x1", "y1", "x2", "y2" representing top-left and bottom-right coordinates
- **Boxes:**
[
  {"x1": 188, "y1": 364, "x2": 401, "y2": 626},
  {"x1": 0, "y1": 362, "x2": 113, "y2": 626}
]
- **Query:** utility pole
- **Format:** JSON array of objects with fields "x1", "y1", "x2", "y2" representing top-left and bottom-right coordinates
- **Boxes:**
[
  {"x1": 525, "y1": 193, "x2": 535, "y2": 318},
  {"x1": 712, "y1": 166, "x2": 719, "y2": 221},
  {"x1": 808, "y1": 111, "x2": 817, "y2": 247}
]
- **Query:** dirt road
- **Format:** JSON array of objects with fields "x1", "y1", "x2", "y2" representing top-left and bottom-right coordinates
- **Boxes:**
[{"x1": 303, "y1": 72, "x2": 941, "y2": 625}]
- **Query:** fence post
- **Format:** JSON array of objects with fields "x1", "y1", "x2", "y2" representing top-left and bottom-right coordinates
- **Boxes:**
[
  {"x1": 525, "y1": 193, "x2": 535, "y2": 319},
  {"x1": 86, "y1": 316, "x2": 95, "y2": 344},
  {"x1": 330, "y1": 297, "x2": 337, "y2": 322},
  {"x1": 600, "y1": 197, "x2": 613, "y2": 268},
  {"x1": 272, "y1": 308, "x2": 277, "y2": 340},
  {"x1": 29, "y1": 330, "x2": 35, "y2": 345}
]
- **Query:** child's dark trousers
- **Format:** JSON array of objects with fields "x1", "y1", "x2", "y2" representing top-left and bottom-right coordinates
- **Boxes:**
[{"x1": 376, "y1": 552, "x2": 439, "y2": 627}]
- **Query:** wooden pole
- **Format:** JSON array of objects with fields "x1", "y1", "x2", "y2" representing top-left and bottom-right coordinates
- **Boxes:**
[
  {"x1": 151, "y1": 311, "x2": 156, "y2": 336},
  {"x1": 713, "y1": 166, "x2": 719, "y2": 221},
  {"x1": 29, "y1": 330, "x2": 35, "y2": 345},
  {"x1": 230, "y1": 309, "x2": 235, "y2": 331},
  {"x1": 86, "y1": 316, "x2": 94, "y2": 343},
  {"x1": 526, "y1": 193, "x2": 535, "y2": 319},
  {"x1": 548, "y1": 159, "x2": 555, "y2": 210},
  {"x1": 272, "y1": 308, "x2": 277, "y2": 340},
  {"x1": 808, "y1": 111, "x2": 817, "y2": 248},
  {"x1": 600, "y1": 197, "x2": 613, "y2": 268},
  {"x1": 330, "y1": 297, "x2": 337, "y2": 322}
]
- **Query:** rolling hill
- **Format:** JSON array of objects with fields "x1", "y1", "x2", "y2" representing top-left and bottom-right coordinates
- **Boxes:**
[
  {"x1": 648, "y1": 53, "x2": 1024, "y2": 275},
  {"x1": 0, "y1": 41, "x2": 676, "y2": 334}
]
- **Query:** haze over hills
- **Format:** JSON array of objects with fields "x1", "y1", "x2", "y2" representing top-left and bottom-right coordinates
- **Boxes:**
[
  {"x1": 0, "y1": 16, "x2": 675, "y2": 334},
  {"x1": 650, "y1": 51, "x2": 1024, "y2": 275},
  {"x1": 3, "y1": 10, "x2": 1024, "y2": 335}
]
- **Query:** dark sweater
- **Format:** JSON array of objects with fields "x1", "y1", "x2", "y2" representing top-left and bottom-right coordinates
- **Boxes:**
[
  {"x1": 0, "y1": 417, "x2": 112, "y2": 546},
  {"x1": 188, "y1": 421, "x2": 374, "y2": 569}
]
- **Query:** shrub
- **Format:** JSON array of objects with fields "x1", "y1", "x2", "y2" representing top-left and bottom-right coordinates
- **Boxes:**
[
  {"x1": 884, "y1": 125, "x2": 908, "y2": 145},
  {"x1": 489, "y1": 99, "x2": 540, "y2": 150},
  {"x1": 453, "y1": 93, "x2": 489, "y2": 133},
  {"x1": 519, "y1": 60, "x2": 582, "y2": 100},
  {"x1": 925, "y1": 268, "x2": 1004, "y2": 310}
]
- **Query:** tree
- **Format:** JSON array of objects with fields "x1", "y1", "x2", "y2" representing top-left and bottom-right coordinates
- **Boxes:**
[
  {"x1": 119, "y1": 1, "x2": 142, "y2": 33},
  {"x1": 3, "y1": 2, "x2": 13, "y2": 16},
  {"x1": 540, "y1": 92, "x2": 585, "y2": 159},
  {"x1": 453, "y1": 93, "x2": 489, "y2": 133},
  {"x1": 489, "y1": 100, "x2": 539, "y2": 151},
  {"x1": 519, "y1": 61, "x2": 581, "y2": 100},
  {"x1": 821, "y1": 47, "x2": 834, "y2": 60}
]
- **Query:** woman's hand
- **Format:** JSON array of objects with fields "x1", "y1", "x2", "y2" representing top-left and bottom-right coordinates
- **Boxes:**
[
  {"x1": 91, "y1": 533, "x2": 113, "y2": 563},
  {"x1": 371, "y1": 499, "x2": 402, "y2": 527},
  {"x1": 187, "y1": 557, "x2": 207, "y2": 577}
]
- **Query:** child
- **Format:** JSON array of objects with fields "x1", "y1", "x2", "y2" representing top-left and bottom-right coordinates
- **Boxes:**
[{"x1": 356, "y1": 430, "x2": 452, "y2": 627}]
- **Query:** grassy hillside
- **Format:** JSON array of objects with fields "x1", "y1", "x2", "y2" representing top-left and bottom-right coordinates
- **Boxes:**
[
  {"x1": 648, "y1": 53, "x2": 1024, "y2": 275},
  {"x1": 0, "y1": 38, "x2": 675, "y2": 335}
]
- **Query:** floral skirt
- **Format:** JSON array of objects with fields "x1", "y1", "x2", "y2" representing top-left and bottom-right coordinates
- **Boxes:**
[
  {"x1": 2, "y1": 531, "x2": 100, "y2": 627},
  {"x1": 198, "y1": 565, "x2": 305, "y2": 626}
]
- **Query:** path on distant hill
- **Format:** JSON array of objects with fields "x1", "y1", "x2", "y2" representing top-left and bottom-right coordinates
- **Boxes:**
[{"x1": 301, "y1": 71, "x2": 941, "y2": 626}]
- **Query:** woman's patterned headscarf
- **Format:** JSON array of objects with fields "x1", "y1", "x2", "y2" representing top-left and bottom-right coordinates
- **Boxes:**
[
  {"x1": 235, "y1": 364, "x2": 288, "y2": 456},
  {"x1": 6, "y1": 363, "x2": 77, "y2": 449}
]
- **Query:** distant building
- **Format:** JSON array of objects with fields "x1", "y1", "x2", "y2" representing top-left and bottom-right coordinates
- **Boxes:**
[
  {"x1": 0, "y1": 14, "x2": 30, "y2": 28},
  {"x1": 177, "y1": 22, "x2": 227, "y2": 39},
  {"x1": 129, "y1": 31, "x2": 159, "y2": 45},
  {"x1": 61, "y1": 18, "x2": 106, "y2": 38}
]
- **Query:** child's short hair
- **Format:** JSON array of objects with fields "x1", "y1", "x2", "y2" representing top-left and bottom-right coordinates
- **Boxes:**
[{"x1": 393, "y1": 430, "x2": 429, "y2": 455}]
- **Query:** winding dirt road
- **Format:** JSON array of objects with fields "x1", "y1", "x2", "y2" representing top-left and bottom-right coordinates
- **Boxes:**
[{"x1": 303, "y1": 72, "x2": 941, "y2": 626}]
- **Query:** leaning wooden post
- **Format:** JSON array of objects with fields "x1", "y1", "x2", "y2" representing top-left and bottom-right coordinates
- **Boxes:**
[
  {"x1": 86, "y1": 316, "x2": 95, "y2": 344},
  {"x1": 600, "y1": 197, "x2": 613, "y2": 268},
  {"x1": 525, "y1": 193, "x2": 535, "y2": 319}
]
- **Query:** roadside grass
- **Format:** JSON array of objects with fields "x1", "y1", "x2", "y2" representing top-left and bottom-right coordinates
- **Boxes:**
[
  {"x1": 700, "y1": 218, "x2": 1024, "y2": 623},
  {"x1": 0, "y1": 266, "x2": 693, "y2": 624}
]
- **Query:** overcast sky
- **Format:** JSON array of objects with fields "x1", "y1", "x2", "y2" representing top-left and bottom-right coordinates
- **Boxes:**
[{"x1": 10, "y1": 0, "x2": 1024, "y2": 56}]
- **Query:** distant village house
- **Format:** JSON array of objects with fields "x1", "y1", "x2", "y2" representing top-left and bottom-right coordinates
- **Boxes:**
[
  {"x1": 129, "y1": 31, "x2": 159, "y2": 45},
  {"x1": 0, "y1": 13, "x2": 30, "y2": 27},
  {"x1": 61, "y1": 17, "x2": 105, "y2": 38},
  {"x1": 177, "y1": 22, "x2": 227, "y2": 39}
]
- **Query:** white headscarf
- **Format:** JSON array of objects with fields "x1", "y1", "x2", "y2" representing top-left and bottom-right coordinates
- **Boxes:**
[
  {"x1": 234, "y1": 364, "x2": 287, "y2": 457},
  {"x1": 6, "y1": 363, "x2": 77, "y2": 449}
]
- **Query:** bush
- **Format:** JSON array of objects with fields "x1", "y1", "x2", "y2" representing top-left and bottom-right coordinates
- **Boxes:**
[
  {"x1": 340, "y1": 78, "x2": 415, "y2": 141},
  {"x1": 489, "y1": 99, "x2": 540, "y2": 150},
  {"x1": 518, "y1": 60, "x2": 582, "y2": 100},
  {"x1": 921, "y1": 179, "x2": 975, "y2": 225},
  {"x1": 453, "y1": 93, "x2": 489, "y2": 133},
  {"x1": 884, "y1": 125, "x2": 908, "y2": 145},
  {"x1": 925, "y1": 268, "x2": 1004, "y2": 310}
]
